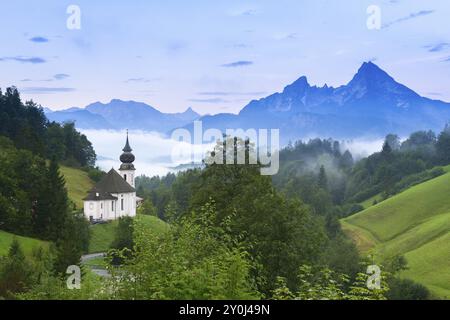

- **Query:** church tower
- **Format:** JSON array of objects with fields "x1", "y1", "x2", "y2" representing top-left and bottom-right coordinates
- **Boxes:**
[{"x1": 119, "y1": 130, "x2": 136, "y2": 187}]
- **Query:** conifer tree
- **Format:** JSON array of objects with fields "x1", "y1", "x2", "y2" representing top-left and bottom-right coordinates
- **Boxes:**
[
  {"x1": 318, "y1": 165, "x2": 328, "y2": 190},
  {"x1": 46, "y1": 158, "x2": 69, "y2": 240}
]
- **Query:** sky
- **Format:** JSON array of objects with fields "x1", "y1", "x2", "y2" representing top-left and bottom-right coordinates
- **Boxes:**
[{"x1": 1, "y1": 0, "x2": 450, "y2": 115}]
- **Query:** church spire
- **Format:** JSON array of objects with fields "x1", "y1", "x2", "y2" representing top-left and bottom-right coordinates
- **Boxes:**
[
  {"x1": 123, "y1": 129, "x2": 132, "y2": 152},
  {"x1": 119, "y1": 130, "x2": 135, "y2": 167}
]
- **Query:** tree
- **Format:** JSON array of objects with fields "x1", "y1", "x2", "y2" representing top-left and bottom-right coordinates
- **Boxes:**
[
  {"x1": 436, "y1": 128, "x2": 450, "y2": 165},
  {"x1": 271, "y1": 264, "x2": 389, "y2": 300},
  {"x1": 340, "y1": 150, "x2": 354, "y2": 169},
  {"x1": 381, "y1": 140, "x2": 392, "y2": 156},
  {"x1": 189, "y1": 138, "x2": 327, "y2": 294},
  {"x1": 111, "y1": 217, "x2": 134, "y2": 251},
  {"x1": 0, "y1": 240, "x2": 34, "y2": 298},
  {"x1": 318, "y1": 165, "x2": 328, "y2": 189},
  {"x1": 34, "y1": 158, "x2": 69, "y2": 241},
  {"x1": 53, "y1": 212, "x2": 90, "y2": 274},
  {"x1": 106, "y1": 204, "x2": 259, "y2": 300},
  {"x1": 387, "y1": 278, "x2": 430, "y2": 300},
  {"x1": 139, "y1": 199, "x2": 157, "y2": 217},
  {"x1": 385, "y1": 134, "x2": 401, "y2": 151},
  {"x1": 401, "y1": 130, "x2": 437, "y2": 153}
]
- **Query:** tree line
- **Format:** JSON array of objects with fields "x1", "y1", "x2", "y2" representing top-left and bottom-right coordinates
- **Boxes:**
[{"x1": 0, "y1": 87, "x2": 96, "y2": 167}]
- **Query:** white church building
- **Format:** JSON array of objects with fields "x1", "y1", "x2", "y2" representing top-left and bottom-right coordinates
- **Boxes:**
[{"x1": 83, "y1": 133, "x2": 139, "y2": 221}]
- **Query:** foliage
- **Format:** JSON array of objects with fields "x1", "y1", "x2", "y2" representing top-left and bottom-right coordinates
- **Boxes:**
[
  {"x1": 0, "y1": 240, "x2": 54, "y2": 299},
  {"x1": 345, "y1": 129, "x2": 450, "y2": 203},
  {"x1": 85, "y1": 166, "x2": 106, "y2": 183},
  {"x1": 436, "y1": 125, "x2": 450, "y2": 165},
  {"x1": 138, "y1": 199, "x2": 157, "y2": 217},
  {"x1": 106, "y1": 202, "x2": 259, "y2": 300},
  {"x1": 187, "y1": 138, "x2": 328, "y2": 295},
  {"x1": 387, "y1": 278, "x2": 430, "y2": 300},
  {"x1": 110, "y1": 217, "x2": 134, "y2": 264},
  {"x1": 0, "y1": 240, "x2": 34, "y2": 298},
  {"x1": 0, "y1": 87, "x2": 96, "y2": 167},
  {"x1": 272, "y1": 264, "x2": 389, "y2": 300}
]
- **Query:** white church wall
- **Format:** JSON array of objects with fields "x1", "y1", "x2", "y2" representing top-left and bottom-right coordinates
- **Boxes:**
[
  {"x1": 83, "y1": 199, "x2": 118, "y2": 221},
  {"x1": 111, "y1": 192, "x2": 136, "y2": 218}
]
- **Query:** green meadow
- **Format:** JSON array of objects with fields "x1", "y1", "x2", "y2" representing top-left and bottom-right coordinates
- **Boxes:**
[{"x1": 342, "y1": 167, "x2": 450, "y2": 299}]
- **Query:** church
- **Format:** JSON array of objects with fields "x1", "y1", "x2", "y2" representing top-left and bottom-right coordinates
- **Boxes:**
[{"x1": 83, "y1": 133, "x2": 139, "y2": 221}]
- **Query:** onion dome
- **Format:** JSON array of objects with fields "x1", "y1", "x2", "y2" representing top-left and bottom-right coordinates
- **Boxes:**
[{"x1": 119, "y1": 131, "x2": 135, "y2": 170}]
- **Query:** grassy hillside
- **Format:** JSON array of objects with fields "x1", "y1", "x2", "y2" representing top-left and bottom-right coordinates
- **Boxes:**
[
  {"x1": 60, "y1": 165, "x2": 94, "y2": 210},
  {"x1": 359, "y1": 193, "x2": 383, "y2": 209},
  {"x1": 89, "y1": 215, "x2": 169, "y2": 253},
  {"x1": 0, "y1": 230, "x2": 49, "y2": 257},
  {"x1": 342, "y1": 167, "x2": 450, "y2": 298}
]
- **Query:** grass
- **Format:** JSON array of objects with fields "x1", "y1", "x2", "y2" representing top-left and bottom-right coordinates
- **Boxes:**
[
  {"x1": 359, "y1": 193, "x2": 384, "y2": 209},
  {"x1": 60, "y1": 165, "x2": 94, "y2": 210},
  {"x1": 401, "y1": 232, "x2": 450, "y2": 299},
  {"x1": 89, "y1": 215, "x2": 169, "y2": 253},
  {"x1": 340, "y1": 221, "x2": 379, "y2": 253},
  {"x1": 89, "y1": 221, "x2": 118, "y2": 253},
  {"x1": 0, "y1": 230, "x2": 49, "y2": 257},
  {"x1": 341, "y1": 168, "x2": 450, "y2": 298}
]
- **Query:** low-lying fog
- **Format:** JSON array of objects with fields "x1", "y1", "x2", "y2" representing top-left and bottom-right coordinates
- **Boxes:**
[{"x1": 81, "y1": 129, "x2": 385, "y2": 178}]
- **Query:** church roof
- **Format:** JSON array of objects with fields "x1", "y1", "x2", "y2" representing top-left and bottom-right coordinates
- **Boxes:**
[
  {"x1": 83, "y1": 169, "x2": 135, "y2": 201},
  {"x1": 83, "y1": 190, "x2": 118, "y2": 201}
]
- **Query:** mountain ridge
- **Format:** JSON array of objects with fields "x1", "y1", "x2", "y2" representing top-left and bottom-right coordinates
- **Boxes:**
[
  {"x1": 46, "y1": 99, "x2": 201, "y2": 132},
  {"x1": 191, "y1": 61, "x2": 450, "y2": 142},
  {"x1": 46, "y1": 62, "x2": 450, "y2": 141}
]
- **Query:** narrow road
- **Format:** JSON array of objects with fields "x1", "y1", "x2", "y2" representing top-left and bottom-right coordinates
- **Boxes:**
[
  {"x1": 81, "y1": 252, "x2": 110, "y2": 277},
  {"x1": 81, "y1": 252, "x2": 106, "y2": 263}
]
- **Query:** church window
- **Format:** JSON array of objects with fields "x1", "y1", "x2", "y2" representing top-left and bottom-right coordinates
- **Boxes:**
[
  {"x1": 124, "y1": 174, "x2": 127, "y2": 181},
  {"x1": 112, "y1": 201, "x2": 114, "y2": 211},
  {"x1": 121, "y1": 199, "x2": 124, "y2": 210}
]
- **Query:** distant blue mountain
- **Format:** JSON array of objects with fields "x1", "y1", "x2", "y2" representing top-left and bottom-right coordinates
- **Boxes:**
[
  {"x1": 182, "y1": 62, "x2": 450, "y2": 142},
  {"x1": 46, "y1": 99, "x2": 200, "y2": 132},
  {"x1": 47, "y1": 62, "x2": 450, "y2": 142},
  {"x1": 46, "y1": 109, "x2": 116, "y2": 129}
]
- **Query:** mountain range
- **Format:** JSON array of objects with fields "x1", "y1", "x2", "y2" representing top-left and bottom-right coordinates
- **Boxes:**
[
  {"x1": 46, "y1": 62, "x2": 450, "y2": 142},
  {"x1": 46, "y1": 100, "x2": 201, "y2": 132}
]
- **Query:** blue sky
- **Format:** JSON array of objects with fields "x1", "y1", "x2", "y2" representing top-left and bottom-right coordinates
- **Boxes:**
[{"x1": 1, "y1": 0, "x2": 449, "y2": 114}]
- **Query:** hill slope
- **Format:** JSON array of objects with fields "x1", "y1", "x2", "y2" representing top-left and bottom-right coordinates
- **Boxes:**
[
  {"x1": 342, "y1": 167, "x2": 450, "y2": 298},
  {"x1": 89, "y1": 215, "x2": 169, "y2": 253},
  {"x1": 60, "y1": 166, "x2": 94, "y2": 210},
  {"x1": 0, "y1": 230, "x2": 49, "y2": 257}
]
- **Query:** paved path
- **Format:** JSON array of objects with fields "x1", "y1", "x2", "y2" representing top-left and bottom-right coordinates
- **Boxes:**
[
  {"x1": 81, "y1": 252, "x2": 106, "y2": 263},
  {"x1": 81, "y1": 252, "x2": 110, "y2": 277}
]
